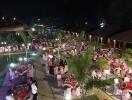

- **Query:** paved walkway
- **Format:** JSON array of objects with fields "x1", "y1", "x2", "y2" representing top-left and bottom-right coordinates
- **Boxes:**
[{"x1": 33, "y1": 56, "x2": 64, "y2": 100}]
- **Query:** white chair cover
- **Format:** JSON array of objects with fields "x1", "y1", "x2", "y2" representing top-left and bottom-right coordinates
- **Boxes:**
[{"x1": 76, "y1": 87, "x2": 81, "y2": 96}]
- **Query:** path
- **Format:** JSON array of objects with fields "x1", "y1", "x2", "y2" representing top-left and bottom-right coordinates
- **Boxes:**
[{"x1": 33, "y1": 55, "x2": 64, "y2": 100}]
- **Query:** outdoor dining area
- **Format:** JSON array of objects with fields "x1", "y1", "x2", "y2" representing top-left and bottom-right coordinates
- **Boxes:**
[
  {"x1": 92, "y1": 48, "x2": 132, "y2": 99},
  {"x1": 42, "y1": 47, "x2": 82, "y2": 99},
  {"x1": 8, "y1": 63, "x2": 33, "y2": 100}
]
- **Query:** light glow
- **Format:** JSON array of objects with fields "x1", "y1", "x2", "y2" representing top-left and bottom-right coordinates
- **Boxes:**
[
  {"x1": 19, "y1": 57, "x2": 23, "y2": 61},
  {"x1": 31, "y1": 52, "x2": 37, "y2": 56},
  {"x1": 24, "y1": 57, "x2": 27, "y2": 61},
  {"x1": 48, "y1": 55, "x2": 53, "y2": 59},
  {"x1": 31, "y1": 28, "x2": 36, "y2": 32},
  {"x1": 65, "y1": 94, "x2": 72, "y2": 100},
  {"x1": 10, "y1": 63, "x2": 16, "y2": 68},
  {"x1": 43, "y1": 47, "x2": 46, "y2": 51}
]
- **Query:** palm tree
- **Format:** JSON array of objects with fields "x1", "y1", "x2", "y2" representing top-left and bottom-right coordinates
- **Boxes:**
[
  {"x1": 76, "y1": 31, "x2": 85, "y2": 43},
  {"x1": 15, "y1": 31, "x2": 34, "y2": 44},
  {"x1": 56, "y1": 31, "x2": 65, "y2": 44},
  {"x1": 68, "y1": 48, "x2": 92, "y2": 82},
  {"x1": 67, "y1": 48, "x2": 92, "y2": 98}
]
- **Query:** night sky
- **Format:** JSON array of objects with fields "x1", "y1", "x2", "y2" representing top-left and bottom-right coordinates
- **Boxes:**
[
  {"x1": 0, "y1": 0, "x2": 108, "y2": 17},
  {"x1": 0, "y1": 0, "x2": 132, "y2": 26}
]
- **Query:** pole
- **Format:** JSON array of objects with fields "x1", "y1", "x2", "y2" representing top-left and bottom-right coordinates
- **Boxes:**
[
  {"x1": 8, "y1": 46, "x2": 11, "y2": 62},
  {"x1": 26, "y1": 49, "x2": 28, "y2": 58}
]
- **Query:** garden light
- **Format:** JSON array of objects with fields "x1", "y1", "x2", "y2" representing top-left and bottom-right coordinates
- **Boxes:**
[
  {"x1": 19, "y1": 57, "x2": 23, "y2": 61},
  {"x1": 2, "y1": 17, "x2": 4, "y2": 20},
  {"x1": 31, "y1": 28, "x2": 36, "y2": 32},
  {"x1": 22, "y1": 44, "x2": 25, "y2": 46},
  {"x1": 9, "y1": 63, "x2": 16, "y2": 68},
  {"x1": 24, "y1": 57, "x2": 27, "y2": 61},
  {"x1": 48, "y1": 55, "x2": 53, "y2": 59},
  {"x1": 100, "y1": 22, "x2": 105, "y2": 28},
  {"x1": 53, "y1": 49, "x2": 56, "y2": 53},
  {"x1": 31, "y1": 52, "x2": 37, "y2": 56},
  {"x1": 62, "y1": 44, "x2": 65, "y2": 48},
  {"x1": 13, "y1": 17, "x2": 16, "y2": 21},
  {"x1": 37, "y1": 18, "x2": 40, "y2": 21},
  {"x1": 28, "y1": 43, "x2": 31, "y2": 46},
  {"x1": 1, "y1": 42, "x2": 3, "y2": 44},
  {"x1": 43, "y1": 47, "x2": 46, "y2": 51}
]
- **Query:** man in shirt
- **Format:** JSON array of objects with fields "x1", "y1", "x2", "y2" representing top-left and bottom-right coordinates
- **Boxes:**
[{"x1": 31, "y1": 80, "x2": 38, "y2": 100}]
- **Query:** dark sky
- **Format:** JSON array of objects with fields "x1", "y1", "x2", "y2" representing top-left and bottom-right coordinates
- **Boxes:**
[
  {"x1": 0, "y1": 0, "x2": 132, "y2": 25},
  {"x1": 0, "y1": 0, "x2": 108, "y2": 17}
]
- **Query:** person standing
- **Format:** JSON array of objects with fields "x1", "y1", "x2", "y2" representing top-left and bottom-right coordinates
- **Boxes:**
[{"x1": 31, "y1": 80, "x2": 38, "y2": 100}]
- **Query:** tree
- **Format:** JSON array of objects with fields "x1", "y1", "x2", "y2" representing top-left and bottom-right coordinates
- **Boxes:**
[
  {"x1": 68, "y1": 49, "x2": 92, "y2": 83},
  {"x1": 122, "y1": 48, "x2": 132, "y2": 68},
  {"x1": 56, "y1": 31, "x2": 65, "y2": 44},
  {"x1": 85, "y1": 78, "x2": 114, "y2": 91},
  {"x1": 76, "y1": 31, "x2": 85, "y2": 43},
  {"x1": 15, "y1": 31, "x2": 34, "y2": 44},
  {"x1": 67, "y1": 48, "x2": 93, "y2": 99},
  {"x1": 97, "y1": 58, "x2": 109, "y2": 70}
]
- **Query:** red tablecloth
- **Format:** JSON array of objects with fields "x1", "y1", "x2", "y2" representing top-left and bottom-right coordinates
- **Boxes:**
[
  {"x1": 126, "y1": 82, "x2": 132, "y2": 90},
  {"x1": 61, "y1": 80, "x2": 78, "y2": 88},
  {"x1": 14, "y1": 90, "x2": 30, "y2": 100},
  {"x1": 110, "y1": 66, "x2": 128, "y2": 69},
  {"x1": 121, "y1": 82, "x2": 132, "y2": 91},
  {"x1": 110, "y1": 66, "x2": 120, "y2": 69}
]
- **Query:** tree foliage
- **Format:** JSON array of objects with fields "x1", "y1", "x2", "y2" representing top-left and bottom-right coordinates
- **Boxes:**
[
  {"x1": 85, "y1": 78, "x2": 114, "y2": 91},
  {"x1": 97, "y1": 58, "x2": 109, "y2": 69},
  {"x1": 15, "y1": 31, "x2": 34, "y2": 44},
  {"x1": 122, "y1": 48, "x2": 132, "y2": 67},
  {"x1": 76, "y1": 31, "x2": 85, "y2": 42},
  {"x1": 67, "y1": 48, "x2": 92, "y2": 83}
]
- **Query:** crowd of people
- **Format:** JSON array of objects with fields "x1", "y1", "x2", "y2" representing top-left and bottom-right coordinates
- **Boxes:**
[
  {"x1": 2, "y1": 33, "x2": 131, "y2": 100},
  {"x1": 92, "y1": 48, "x2": 132, "y2": 100},
  {"x1": 0, "y1": 38, "x2": 48, "y2": 53},
  {"x1": 42, "y1": 48, "x2": 82, "y2": 99}
]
